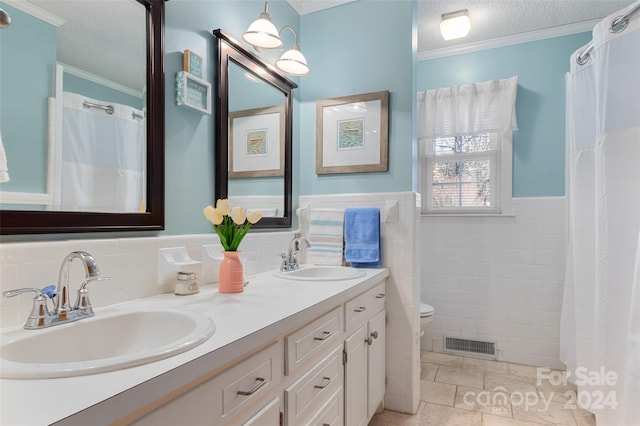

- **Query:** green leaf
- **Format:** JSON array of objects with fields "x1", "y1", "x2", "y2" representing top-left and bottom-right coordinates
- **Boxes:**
[{"x1": 213, "y1": 225, "x2": 229, "y2": 250}]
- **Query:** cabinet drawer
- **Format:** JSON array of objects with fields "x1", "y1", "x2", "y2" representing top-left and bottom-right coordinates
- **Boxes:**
[
  {"x1": 308, "y1": 388, "x2": 343, "y2": 426},
  {"x1": 222, "y1": 353, "x2": 274, "y2": 415},
  {"x1": 285, "y1": 346, "x2": 343, "y2": 425},
  {"x1": 285, "y1": 306, "x2": 343, "y2": 375},
  {"x1": 132, "y1": 342, "x2": 282, "y2": 425},
  {"x1": 345, "y1": 282, "x2": 386, "y2": 332}
]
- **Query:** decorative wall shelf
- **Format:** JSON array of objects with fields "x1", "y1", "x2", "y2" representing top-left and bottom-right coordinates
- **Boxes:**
[{"x1": 176, "y1": 71, "x2": 211, "y2": 114}]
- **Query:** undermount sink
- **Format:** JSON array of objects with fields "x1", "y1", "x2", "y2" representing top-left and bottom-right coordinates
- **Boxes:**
[
  {"x1": 274, "y1": 266, "x2": 366, "y2": 281},
  {"x1": 0, "y1": 309, "x2": 215, "y2": 379}
]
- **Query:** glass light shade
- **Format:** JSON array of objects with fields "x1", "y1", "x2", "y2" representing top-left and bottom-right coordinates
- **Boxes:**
[
  {"x1": 242, "y1": 13, "x2": 283, "y2": 49},
  {"x1": 440, "y1": 10, "x2": 470, "y2": 41},
  {"x1": 276, "y1": 45, "x2": 310, "y2": 76}
]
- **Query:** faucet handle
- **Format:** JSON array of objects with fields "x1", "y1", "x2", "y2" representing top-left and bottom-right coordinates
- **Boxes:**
[
  {"x1": 3, "y1": 287, "x2": 45, "y2": 299},
  {"x1": 3, "y1": 287, "x2": 52, "y2": 329},
  {"x1": 278, "y1": 253, "x2": 288, "y2": 272},
  {"x1": 74, "y1": 276, "x2": 110, "y2": 315}
]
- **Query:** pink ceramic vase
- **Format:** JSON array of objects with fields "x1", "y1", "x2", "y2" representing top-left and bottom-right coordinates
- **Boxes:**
[{"x1": 218, "y1": 251, "x2": 244, "y2": 293}]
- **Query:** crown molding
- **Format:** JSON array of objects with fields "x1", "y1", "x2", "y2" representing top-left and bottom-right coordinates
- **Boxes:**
[
  {"x1": 3, "y1": 0, "x2": 65, "y2": 27},
  {"x1": 418, "y1": 19, "x2": 598, "y2": 61}
]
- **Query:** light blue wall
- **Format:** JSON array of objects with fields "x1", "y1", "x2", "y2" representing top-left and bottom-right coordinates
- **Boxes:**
[
  {"x1": 0, "y1": 3, "x2": 56, "y2": 195},
  {"x1": 416, "y1": 32, "x2": 592, "y2": 197},
  {"x1": 298, "y1": 0, "x2": 414, "y2": 196},
  {"x1": 164, "y1": 0, "x2": 300, "y2": 234}
]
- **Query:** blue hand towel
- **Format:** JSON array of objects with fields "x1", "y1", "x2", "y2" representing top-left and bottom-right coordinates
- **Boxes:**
[{"x1": 344, "y1": 208, "x2": 381, "y2": 268}]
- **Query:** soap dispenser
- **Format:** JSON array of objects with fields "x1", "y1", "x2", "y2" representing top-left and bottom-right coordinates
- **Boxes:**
[{"x1": 174, "y1": 272, "x2": 199, "y2": 296}]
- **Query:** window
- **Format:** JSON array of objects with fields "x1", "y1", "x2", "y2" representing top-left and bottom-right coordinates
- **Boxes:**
[{"x1": 417, "y1": 76, "x2": 518, "y2": 214}]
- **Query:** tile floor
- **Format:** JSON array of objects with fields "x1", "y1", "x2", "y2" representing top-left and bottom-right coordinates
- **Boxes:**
[{"x1": 369, "y1": 351, "x2": 597, "y2": 426}]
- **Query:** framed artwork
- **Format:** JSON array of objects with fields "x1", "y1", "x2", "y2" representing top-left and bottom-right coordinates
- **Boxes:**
[
  {"x1": 176, "y1": 71, "x2": 211, "y2": 114},
  {"x1": 183, "y1": 49, "x2": 203, "y2": 78},
  {"x1": 316, "y1": 90, "x2": 389, "y2": 174},
  {"x1": 229, "y1": 105, "x2": 285, "y2": 178}
]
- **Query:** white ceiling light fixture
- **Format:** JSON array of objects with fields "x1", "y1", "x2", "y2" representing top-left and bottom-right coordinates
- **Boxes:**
[
  {"x1": 440, "y1": 9, "x2": 470, "y2": 41},
  {"x1": 276, "y1": 26, "x2": 310, "y2": 76},
  {"x1": 242, "y1": 1, "x2": 283, "y2": 49}
]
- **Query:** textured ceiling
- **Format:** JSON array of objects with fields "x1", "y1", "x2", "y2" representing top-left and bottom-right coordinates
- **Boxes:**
[
  {"x1": 418, "y1": 0, "x2": 636, "y2": 55},
  {"x1": 290, "y1": 0, "x2": 635, "y2": 56},
  {"x1": 26, "y1": 0, "x2": 146, "y2": 93}
]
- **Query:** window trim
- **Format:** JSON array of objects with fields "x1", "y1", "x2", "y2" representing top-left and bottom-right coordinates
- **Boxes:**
[{"x1": 420, "y1": 131, "x2": 513, "y2": 216}]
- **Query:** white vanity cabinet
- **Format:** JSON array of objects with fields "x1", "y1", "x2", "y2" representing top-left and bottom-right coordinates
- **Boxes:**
[
  {"x1": 344, "y1": 282, "x2": 386, "y2": 426},
  {"x1": 120, "y1": 275, "x2": 386, "y2": 426}
]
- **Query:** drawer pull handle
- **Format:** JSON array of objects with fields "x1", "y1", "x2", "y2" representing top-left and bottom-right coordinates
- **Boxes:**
[
  {"x1": 314, "y1": 376, "x2": 332, "y2": 389},
  {"x1": 354, "y1": 306, "x2": 367, "y2": 313},
  {"x1": 371, "y1": 331, "x2": 379, "y2": 339},
  {"x1": 237, "y1": 377, "x2": 267, "y2": 396},
  {"x1": 376, "y1": 293, "x2": 385, "y2": 299},
  {"x1": 314, "y1": 331, "x2": 332, "y2": 341}
]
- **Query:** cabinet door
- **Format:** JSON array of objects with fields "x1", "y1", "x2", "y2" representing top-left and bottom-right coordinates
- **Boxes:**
[
  {"x1": 367, "y1": 309, "x2": 386, "y2": 419},
  {"x1": 344, "y1": 324, "x2": 368, "y2": 426}
]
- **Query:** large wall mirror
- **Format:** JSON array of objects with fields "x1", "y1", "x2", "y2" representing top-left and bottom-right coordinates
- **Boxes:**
[
  {"x1": 0, "y1": 0, "x2": 164, "y2": 235},
  {"x1": 213, "y1": 29, "x2": 296, "y2": 229}
]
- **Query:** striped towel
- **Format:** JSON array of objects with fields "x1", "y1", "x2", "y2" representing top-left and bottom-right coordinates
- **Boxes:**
[{"x1": 306, "y1": 209, "x2": 344, "y2": 265}]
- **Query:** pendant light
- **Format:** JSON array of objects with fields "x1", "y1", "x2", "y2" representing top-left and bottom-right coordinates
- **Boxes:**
[
  {"x1": 242, "y1": 3, "x2": 311, "y2": 76},
  {"x1": 242, "y1": 1, "x2": 283, "y2": 49},
  {"x1": 276, "y1": 26, "x2": 310, "y2": 76}
]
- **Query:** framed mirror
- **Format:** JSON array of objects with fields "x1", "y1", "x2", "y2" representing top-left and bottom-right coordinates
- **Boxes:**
[
  {"x1": 0, "y1": 0, "x2": 164, "y2": 235},
  {"x1": 213, "y1": 29, "x2": 296, "y2": 229}
]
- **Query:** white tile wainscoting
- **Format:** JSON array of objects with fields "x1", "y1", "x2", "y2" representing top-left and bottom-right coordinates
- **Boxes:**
[{"x1": 420, "y1": 197, "x2": 567, "y2": 369}]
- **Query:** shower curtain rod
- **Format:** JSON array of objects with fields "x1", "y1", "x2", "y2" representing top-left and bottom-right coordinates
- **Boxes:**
[
  {"x1": 576, "y1": 2, "x2": 640, "y2": 65},
  {"x1": 82, "y1": 100, "x2": 114, "y2": 115},
  {"x1": 82, "y1": 100, "x2": 144, "y2": 120}
]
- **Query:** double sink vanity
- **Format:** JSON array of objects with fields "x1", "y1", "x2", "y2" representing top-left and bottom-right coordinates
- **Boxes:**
[{"x1": 0, "y1": 265, "x2": 389, "y2": 426}]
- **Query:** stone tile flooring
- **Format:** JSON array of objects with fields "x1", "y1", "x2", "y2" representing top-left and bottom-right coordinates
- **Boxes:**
[{"x1": 369, "y1": 352, "x2": 597, "y2": 426}]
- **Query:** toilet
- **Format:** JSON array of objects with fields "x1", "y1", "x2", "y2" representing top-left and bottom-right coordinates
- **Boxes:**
[
  {"x1": 420, "y1": 303, "x2": 434, "y2": 351},
  {"x1": 420, "y1": 302, "x2": 434, "y2": 334}
]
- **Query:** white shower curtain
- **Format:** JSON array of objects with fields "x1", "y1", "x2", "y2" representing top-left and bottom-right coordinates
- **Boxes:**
[
  {"x1": 560, "y1": 2, "x2": 640, "y2": 424},
  {"x1": 58, "y1": 92, "x2": 146, "y2": 212}
]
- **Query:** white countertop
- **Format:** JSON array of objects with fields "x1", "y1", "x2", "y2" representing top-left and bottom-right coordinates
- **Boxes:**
[{"x1": 0, "y1": 267, "x2": 389, "y2": 426}]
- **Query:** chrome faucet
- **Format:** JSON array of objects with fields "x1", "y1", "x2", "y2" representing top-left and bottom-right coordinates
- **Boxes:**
[
  {"x1": 3, "y1": 250, "x2": 109, "y2": 329},
  {"x1": 55, "y1": 251, "x2": 105, "y2": 320},
  {"x1": 280, "y1": 237, "x2": 310, "y2": 272}
]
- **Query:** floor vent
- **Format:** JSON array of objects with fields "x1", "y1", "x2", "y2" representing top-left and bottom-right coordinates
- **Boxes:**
[{"x1": 444, "y1": 336, "x2": 496, "y2": 359}]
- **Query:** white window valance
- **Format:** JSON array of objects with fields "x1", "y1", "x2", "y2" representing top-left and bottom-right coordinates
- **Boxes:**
[{"x1": 417, "y1": 76, "x2": 519, "y2": 139}]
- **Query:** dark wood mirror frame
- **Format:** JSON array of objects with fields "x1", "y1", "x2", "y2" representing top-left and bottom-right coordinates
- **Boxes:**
[
  {"x1": 213, "y1": 29, "x2": 296, "y2": 229},
  {"x1": 0, "y1": 0, "x2": 165, "y2": 235}
]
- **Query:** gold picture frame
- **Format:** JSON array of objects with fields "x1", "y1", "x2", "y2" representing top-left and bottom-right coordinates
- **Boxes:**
[{"x1": 316, "y1": 90, "x2": 389, "y2": 174}]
